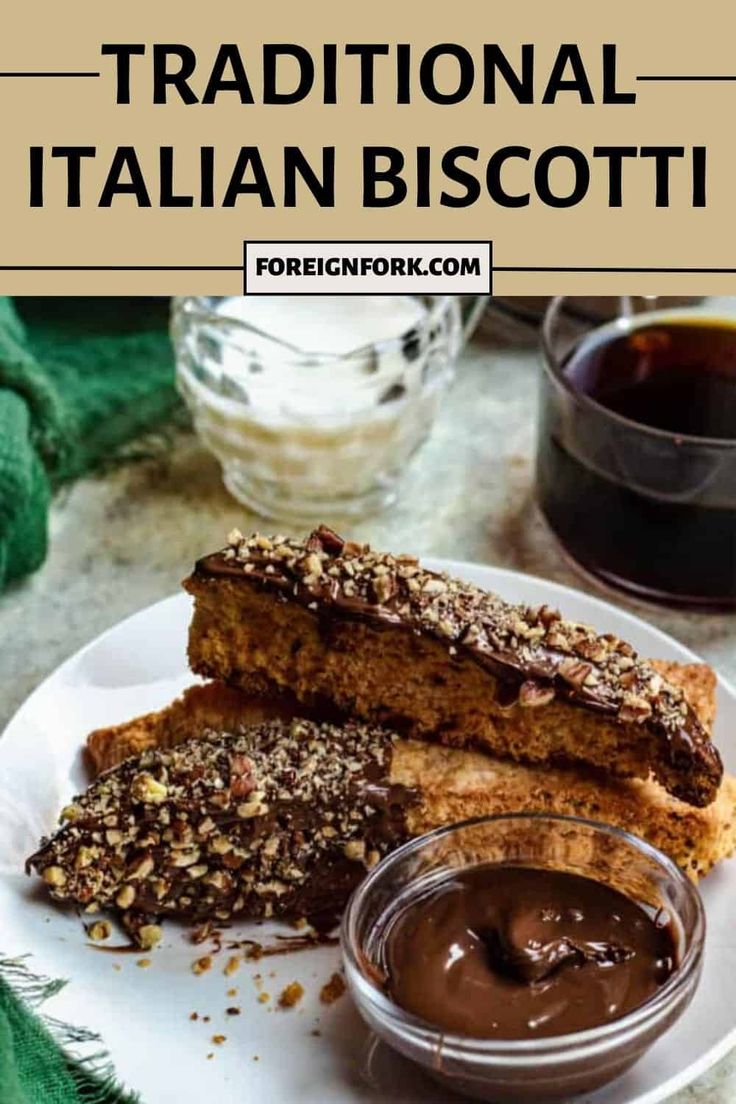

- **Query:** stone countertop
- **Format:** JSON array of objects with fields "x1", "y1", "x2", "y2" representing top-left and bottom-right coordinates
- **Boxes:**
[{"x1": 0, "y1": 319, "x2": 733, "y2": 1102}]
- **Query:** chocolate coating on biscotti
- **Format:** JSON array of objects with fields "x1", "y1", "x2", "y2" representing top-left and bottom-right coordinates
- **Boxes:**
[
  {"x1": 191, "y1": 526, "x2": 722, "y2": 807},
  {"x1": 27, "y1": 719, "x2": 416, "y2": 946}
]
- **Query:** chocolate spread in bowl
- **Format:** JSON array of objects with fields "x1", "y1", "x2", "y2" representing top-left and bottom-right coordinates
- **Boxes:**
[{"x1": 383, "y1": 865, "x2": 676, "y2": 1040}]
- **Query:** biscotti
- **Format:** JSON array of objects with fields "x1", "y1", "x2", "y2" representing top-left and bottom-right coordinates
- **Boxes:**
[
  {"x1": 30, "y1": 708, "x2": 736, "y2": 947},
  {"x1": 85, "y1": 661, "x2": 718, "y2": 778},
  {"x1": 86, "y1": 682, "x2": 306, "y2": 775},
  {"x1": 184, "y1": 527, "x2": 722, "y2": 807},
  {"x1": 82, "y1": 669, "x2": 735, "y2": 885},
  {"x1": 397, "y1": 740, "x2": 736, "y2": 882},
  {"x1": 30, "y1": 718, "x2": 416, "y2": 946}
]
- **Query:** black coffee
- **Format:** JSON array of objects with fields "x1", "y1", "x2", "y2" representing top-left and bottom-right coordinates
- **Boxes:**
[
  {"x1": 565, "y1": 320, "x2": 736, "y2": 439},
  {"x1": 538, "y1": 318, "x2": 736, "y2": 607}
]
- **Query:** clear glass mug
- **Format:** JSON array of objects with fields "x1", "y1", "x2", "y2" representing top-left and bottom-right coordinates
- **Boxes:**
[
  {"x1": 172, "y1": 294, "x2": 487, "y2": 522},
  {"x1": 537, "y1": 296, "x2": 736, "y2": 609}
]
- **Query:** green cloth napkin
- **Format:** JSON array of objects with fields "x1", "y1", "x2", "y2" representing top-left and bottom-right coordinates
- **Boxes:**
[
  {"x1": 0, "y1": 959, "x2": 139, "y2": 1104},
  {"x1": 0, "y1": 297, "x2": 181, "y2": 590},
  {"x1": 0, "y1": 297, "x2": 179, "y2": 1100}
]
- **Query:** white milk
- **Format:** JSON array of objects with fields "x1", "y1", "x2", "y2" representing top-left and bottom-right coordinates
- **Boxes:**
[
  {"x1": 212, "y1": 295, "x2": 432, "y2": 421},
  {"x1": 218, "y1": 295, "x2": 429, "y2": 357}
]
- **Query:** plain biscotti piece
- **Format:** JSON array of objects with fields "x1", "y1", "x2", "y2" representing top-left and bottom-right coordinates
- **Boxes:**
[{"x1": 184, "y1": 527, "x2": 723, "y2": 807}]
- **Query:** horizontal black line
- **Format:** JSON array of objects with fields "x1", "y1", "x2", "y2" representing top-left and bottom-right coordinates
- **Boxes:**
[
  {"x1": 496, "y1": 266, "x2": 736, "y2": 273},
  {"x1": 3, "y1": 263, "x2": 730, "y2": 276},
  {"x1": 0, "y1": 71, "x2": 100, "y2": 78},
  {"x1": 637, "y1": 75, "x2": 736, "y2": 82},
  {"x1": 0, "y1": 265, "x2": 241, "y2": 272}
]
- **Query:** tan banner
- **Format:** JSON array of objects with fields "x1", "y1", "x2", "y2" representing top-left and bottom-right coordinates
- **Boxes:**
[{"x1": 3, "y1": 0, "x2": 736, "y2": 293}]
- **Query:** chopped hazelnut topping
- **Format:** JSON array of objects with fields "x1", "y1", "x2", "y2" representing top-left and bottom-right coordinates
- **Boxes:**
[
  {"x1": 302, "y1": 553, "x2": 323, "y2": 578},
  {"x1": 42, "y1": 866, "x2": 67, "y2": 888},
  {"x1": 237, "y1": 794, "x2": 268, "y2": 819},
  {"x1": 28, "y1": 712, "x2": 413, "y2": 946},
  {"x1": 128, "y1": 856, "x2": 155, "y2": 880},
  {"x1": 75, "y1": 846, "x2": 96, "y2": 870},
  {"x1": 171, "y1": 849, "x2": 202, "y2": 868},
  {"x1": 131, "y1": 773, "x2": 168, "y2": 805},
  {"x1": 115, "y1": 885, "x2": 136, "y2": 909},
  {"x1": 209, "y1": 835, "x2": 232, "y2": 855}
]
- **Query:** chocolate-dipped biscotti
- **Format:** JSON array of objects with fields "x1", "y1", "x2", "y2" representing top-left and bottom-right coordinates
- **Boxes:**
[
  {"x1": 185, "y1": 527, "x2": 722, "y2": 807},
  {"x1": 28, "y1": 693, "x2": 736, "y2": 946},
  {"x1": 82, "y1": 660, "x2": 733, "y2": 883},
  {"x1": 30, "y1": 718, "x2": 416, "y2": 946}
]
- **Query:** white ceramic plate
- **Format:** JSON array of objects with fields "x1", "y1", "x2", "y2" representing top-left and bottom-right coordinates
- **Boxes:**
[{"x1": 1, "y1": 561, "x2": 735, "y2": 1104}]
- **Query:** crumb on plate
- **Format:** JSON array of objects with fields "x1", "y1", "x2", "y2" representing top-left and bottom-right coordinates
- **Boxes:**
[
  {"x1": 320, "y1": 973, "x2": 346, "y2": 1005},
  {"x1": 224, "y1": 955, "x2": 241, "y2": 977},
  {"x1": 88, "y1": 920, "x2": 112, "y2": 942},
  {"x1": 278, "y1": 982, "x2": 304, "y2": 1009}
]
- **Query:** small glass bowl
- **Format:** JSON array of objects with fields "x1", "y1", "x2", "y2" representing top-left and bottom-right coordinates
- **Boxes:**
[{"x1": 342, "y1": 814, "x2": 705, "y2": 1103}]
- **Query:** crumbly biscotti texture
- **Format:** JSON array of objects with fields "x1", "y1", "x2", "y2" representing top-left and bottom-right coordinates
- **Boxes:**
[
  {"x1": 396, "y1": 742, "x2": 736, "y2": 882},
  {"x1": 82, "y1": 667, "x2": 735, "y2": 883},
  {"x1": 85, "y1": 661, "x2": 716, "y2": 777},
  {"x1": 184, "y1": 528, "x2": 722, "y2": 807}
]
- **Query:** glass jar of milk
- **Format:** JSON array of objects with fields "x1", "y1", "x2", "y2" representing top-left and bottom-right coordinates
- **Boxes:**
[{"x1": 172, "y1": 295, "x2": 485, "y2": 520}]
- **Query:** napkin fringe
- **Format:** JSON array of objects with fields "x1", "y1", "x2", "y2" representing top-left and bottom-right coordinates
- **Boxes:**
[{"x1": 0, "y1": 955, "x2": 139, "y2": 1104}]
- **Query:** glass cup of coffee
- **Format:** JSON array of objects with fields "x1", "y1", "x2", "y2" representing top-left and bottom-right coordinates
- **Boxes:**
[{"x1": 537, "y1": 296, "x2": 736, "y2": 609}]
